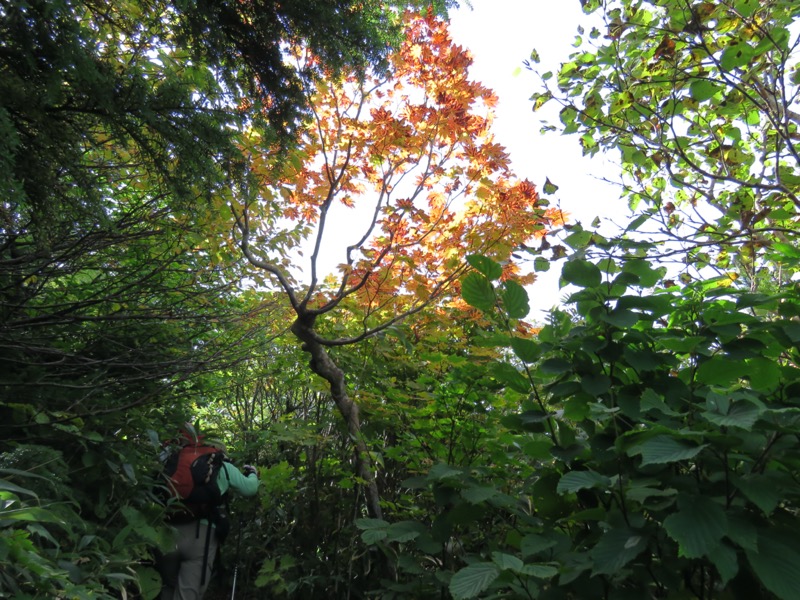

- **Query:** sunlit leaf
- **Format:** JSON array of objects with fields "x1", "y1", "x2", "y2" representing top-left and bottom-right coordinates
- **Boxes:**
[
  {"x1": 502, "y1": 280, "x2": 530, "y2": 319},
  {"x1": 467, "y1": 255, "x2": 503, "y2": 280},
  {"x1": 461, "y1": 273, "x2": 496, "y2": 312}
]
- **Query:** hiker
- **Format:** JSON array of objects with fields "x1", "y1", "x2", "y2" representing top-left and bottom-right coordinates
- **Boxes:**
[{"x1": 156, "y1": 428, "x2": 259, "y2": 600}]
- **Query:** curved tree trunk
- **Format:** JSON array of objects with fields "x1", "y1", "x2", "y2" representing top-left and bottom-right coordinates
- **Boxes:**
[{"x1": 291, "y1": 317, "x2": 383, "y2": 520}]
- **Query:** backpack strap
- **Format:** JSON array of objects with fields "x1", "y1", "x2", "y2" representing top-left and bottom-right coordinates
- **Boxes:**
[{"x1": 199, "y1": 460, "x2": 233, "y2": 587}]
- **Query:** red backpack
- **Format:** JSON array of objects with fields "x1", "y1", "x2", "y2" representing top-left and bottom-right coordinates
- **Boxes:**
[{"x1": 162, "y1": 442, "x2": 227, "y2": 519}]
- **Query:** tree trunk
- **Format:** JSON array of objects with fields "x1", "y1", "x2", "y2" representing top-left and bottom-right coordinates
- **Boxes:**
[{"x1": 290, "y1": 317, "x2": 383, "y2": 520}]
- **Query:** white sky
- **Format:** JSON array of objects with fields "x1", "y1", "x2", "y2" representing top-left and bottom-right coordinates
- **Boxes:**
[{"x1": 449, "y1": 1, "x2": 628, "y2": 315}]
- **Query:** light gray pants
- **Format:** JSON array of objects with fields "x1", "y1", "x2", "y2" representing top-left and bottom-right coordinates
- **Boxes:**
[{"x1": 158, "y1": 521, "x2": 218, "y2": 600}]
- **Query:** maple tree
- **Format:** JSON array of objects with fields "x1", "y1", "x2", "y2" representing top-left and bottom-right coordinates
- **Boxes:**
[{"x1": 235, "y1": 13, "x2": 561, "y2": 518}]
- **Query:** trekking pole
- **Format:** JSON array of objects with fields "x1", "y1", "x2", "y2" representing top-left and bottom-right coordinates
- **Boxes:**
[{"x1": 230, "y1": 515, "x2": 243, "y2": 600}]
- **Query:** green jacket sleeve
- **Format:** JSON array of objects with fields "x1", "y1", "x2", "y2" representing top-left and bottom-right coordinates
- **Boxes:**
[{"x1": 218, "y1": 462, "x2": 260, "y2": 497}]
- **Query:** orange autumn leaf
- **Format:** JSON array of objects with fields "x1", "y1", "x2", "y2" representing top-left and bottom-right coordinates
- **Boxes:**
[{"x1": 241, "y1": 13, "x2": 554, "y2": 324}]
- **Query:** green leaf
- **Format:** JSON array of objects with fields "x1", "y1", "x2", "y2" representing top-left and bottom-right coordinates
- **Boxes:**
[
  {"x1": 134, "y1": 565, "x2": 162, "y2": 600},
  {"x1": 662, "y1": 496, "x2": 728, "y2": 558},
  {"x1": 449, "y1": 563, "x2": 500, "y2": 600},
  {"x1": 520, "y1": 564, "x2": 559, "y2": 579},
  {"x1": 356, "y1": 518, "x2": 389, "y2": 544},
  {"x1": 591, "y1": 528, "x2": 648, "y2": 575},
  {"x1": 543, "y1": 177, "x2": 559, "y2": 194},
  {"x1": 491, "y1": 361, "x2": 531, "y2": 393},
  {"x1": 733, "y1": 474, "x2": 784, "y2": 516},
  {"x1": 2, "y1": 505, "x2": 65, "y2": 525},
  {"x1": 467, "y1": 254, "x2": 503, "y2": 280},
  {"x1": 563, "y1": 229, "x2": 594, "y2": 250},
  {"x1": 641, "y1": 389, "x2": 680, "y2": 416},
  {"x1": 727, "y1": 514, "x2": 758, "y2": 551},
  {"x1": 386, "y1": 521, "x2": 425, "y2": 543},
  {"x1": 625, "y1": 484, "x2": 677, "y2": 504},
  {"x1": 733, "y1": 0, "x2": 758, "y2": 18},
  {"x1": 708, "y1": 543, "x2": 739, "y2": 586},
  {"x1": 627, "y1": 435, "x2": 707, "y2": 466},
  {"x1": 361, "y1": 528, "x2": 387, "y2": 544},
  {"x1": 695, "y1": 357, "x2": 740, "y2": 386},
  {"x1": 562, "y1": 259, "x2": 602, "y2": 288},
  {"x1": 462, "y1": 485, "x2": 498, "y2": 504},
  {"x1": 492, "y1": 551, "x2": 524, "y2": 572},
  {"x1": 521, "y1": 534, "x2": 558, "y2": 558},
  {"x1": 355, "y1": 518, "x2": 389, "y2": 530},
  {"x1": 689, "y1": 79, "x2": 722, "y2": 102},
  {"x1": 510, "y1": 337, "x2": 540, "y2": 363},
  {"x1": 539, "y1": 358, "x2": 572, "y2": 375},
  {"x1": 720, "y1": 42, "x2": 756, "y2": 71},
  {"x1": 746, "y1": 529, "x2": 800, "y2": 600},
  {"x1": 701, "y1": 401, "x2": 761, "y2": 431},
  {"x1": 0, "y1": 479, "x2": 39, "y2": 499},
  {"x1": 743, "y1": 357, "x2": 781, "y2": 391},
  {"x1": 461, "y1": 272, "x2": 496, "y2": 312},
  {"x1": 557, "y1": 470, "x2": 611, "y2": 494},
  {"x1": 621, "y1": 259, "x2": 665, "y2": 288},
  {"x1": 428, "y1": 463, "x2": 463, "y2": 481},
  {"x1": 580, "y1": 373, "x2": 611, "y2": 395},
  {"x1": 502, "y1": 280, "x2": 530, "y2": 319},
  {"x1": 599, "y1": 308, "x2": 639, "y2": 328}
]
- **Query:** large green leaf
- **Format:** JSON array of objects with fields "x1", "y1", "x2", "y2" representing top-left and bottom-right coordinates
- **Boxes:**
[
  {"x1": 580, "y1": 372, "x2": 611, "y2": 395},
  {"x1": 461, "y1": 272, "x2": 496, "y2": 312},
  {"x1": 627, "y1": 435, "x2": 707, "y2": 466},
  {"x1": 733, "y1": 474, "x2": 785, "y2": 516},
  {"x1": 590, "y1": 528, "x2": 648, "y2": 575},
  {"x1": 492, "y1": 551, "x2": 524, "y2": 572},
  {"x1": 746, "y1": 529, "x2": 800, "y2": 600},
  {"x1": 355, "y1": 518, "x2": 389, "y2": 530},
  {"x1": 708, "y1": 543, "x2": 739, "y2": 586},
  {"x1": 521, "y1": 534, "x2": 558, "y2": 558},
  {"x1": 427, "y1": 464, "x2": 463, "y2": 481},
  {"x1": 355, "y1": 518, "x2": 389, "y2": 544},
  {"x1": 502, "y1": 280, "x2": 530, "y2": 319},
  {"x1": 491, "y1": 361, "x2": 531, "y2": 393},
  {"x1": 557, "y1": 470, "x2": 611, "y2": 494},
  {"x1": 462, "y1": 485, "x2": 499, "y2": 505},
  {"x1": 695, "y1": 356, "x2": 741, "y2": 386},
  {"x1": 620, "y1": 259, "x2": 665, "y2": 288},
  {"x1": 662, "y1": 496, "x2": 727, "y2": 559},
  {"x1": 561, "y1": 259, "x2": 602, "y2": 288},
  {"x1": 386, "y1": 521, "x2": 425, "y2": 543},
  {"x1": 134, "y1": 565, "x2": 162, "y2": 600},
  {"x1": 598, "y1": 308, "x2": 639, "y2": 328},
  {"x1": 743, "y1": 357, "x2": 782, "y2": 391},
  {"x1": 449, "y1": 563, "x2": 500, "y2": 600},
  {"x1": 0, "y1": 479, "x2": 39, "y2": 499},
  {"x1": 689, "y1": 79, "x2": 723, "y2": 102},
  {"x1": 467, "y1": 254, "x2": 503, "y2": 280},
  {"x1": 701, "y1": 401, "x2": 761, "y2": 431},
  {"x1": 510, "y1": 337, "x2": 540, "y2": 363},
  {"x1": 640, "y1": 389, "x2": 680, "y2": 416},
  {"x1": 720, "y1": 41, "x2": 756, "y2": 71},
  {"x1": 520, "y1": 563, "x2": 559, "y2": 578}
]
